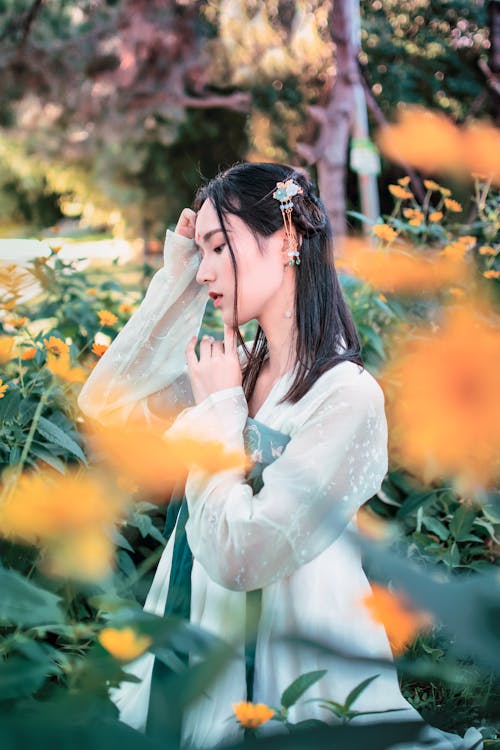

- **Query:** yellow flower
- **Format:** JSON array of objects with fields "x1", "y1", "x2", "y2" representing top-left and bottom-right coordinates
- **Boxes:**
[
  {"x1": 428, "y1": 211, "x2": 443, "y2": 222},
  {"x1": 43, "y1": 336, "x2": 69, "y2": 358},
  {"x1": 98, "y1": 627, "x2": 152, "y2": 662},
  {"x1": 98, "y1": 310, "x2": 118, "y2": 327},
  {"x1": 483, "y1": 270, "x2": 500, "y2": 279},
  {"x1": 372, "y1": 224, "x2": 397, "y2": 242},
  {"x1": 379, "y1": 301, "x2": 500, "y2": 493},
  {"x1": 403, "y1": 209, "x2": 424, "y2": 227},
  {"x1": 92, "y1": 342, "x2": 109, "y2": 357},
  {"x1": 87, "y1": 288, "x2": 98, "y2": 296},
  {"x1": 479, "y1": 246, "x2": 498, "y2": 256},
  {"x1": 397, "y1": 176, "x2": 411, "y2": 186},
  {"x1": 439, "y1": 187, "x2": 452, "y2": 197},
  {"x1": 232, "y1": 701, "x2": 274, "y2": 729},
  {"x1": 0, "y1": 379, "x2": 8, "y2": 398},
  {"x1": 389, "y1": 184, "x2": 413, "y2": 200},
  {"x1": 361, "y1": 584, "x2": 433, "y2": 656},
  {"x1": 20, "y1": 347, "x2": 37, "y2": 360},
  {"x1": 118, "y1": 303, "x2": 133, "y2": 316},
  {"x1": 0, "y1": 336, "x2": 15, "y2": 364},
  {"x1": 444, "y1": 198, "x2": 462, "y2": 212},
  {"x1": 423, "y1": 179, "x2": 441, "y2": 191}
]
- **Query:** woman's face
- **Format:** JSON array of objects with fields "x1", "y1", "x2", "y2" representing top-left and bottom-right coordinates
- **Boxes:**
[{"x1": 194, "y1": 198, "x2": 286, "y2": 326}]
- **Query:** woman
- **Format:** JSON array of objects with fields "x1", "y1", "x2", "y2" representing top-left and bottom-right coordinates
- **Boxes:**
[{"x1": 77, "y1": 163, "x2": 482, "y2": 750}]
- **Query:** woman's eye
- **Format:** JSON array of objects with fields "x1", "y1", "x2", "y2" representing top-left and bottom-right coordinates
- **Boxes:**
[{"x1": 213, "y1": 245, "x2": 225, "y2": 254}]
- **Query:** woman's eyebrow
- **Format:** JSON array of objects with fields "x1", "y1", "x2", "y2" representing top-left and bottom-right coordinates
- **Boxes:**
[{"x1": 194, "y1": 228, "x2": 230, "y2": 252}]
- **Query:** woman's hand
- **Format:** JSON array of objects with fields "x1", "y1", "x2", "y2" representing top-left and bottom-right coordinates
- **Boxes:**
[
  {"x1": 185, "y1": 324, "x2": 243, "y2": 405},
  {"x1": 175, "y1": 208, "x2": 197, "y2": 240}
]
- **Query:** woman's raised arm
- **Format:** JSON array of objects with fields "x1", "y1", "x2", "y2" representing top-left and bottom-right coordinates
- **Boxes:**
[{"x1": 77, "y1": 226, "x2": 206, "y2": 428}]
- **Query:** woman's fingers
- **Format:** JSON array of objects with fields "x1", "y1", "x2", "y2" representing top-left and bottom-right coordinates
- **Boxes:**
[
  {"x1": 175, "y1": 208, "x2": 197, "y2": 239},
  {"x1": 199, "y1": 335, "x2": 214, "y2": 359},
  {"x1": 185, "y1": 335, "x2": 198, "y2": 369}
]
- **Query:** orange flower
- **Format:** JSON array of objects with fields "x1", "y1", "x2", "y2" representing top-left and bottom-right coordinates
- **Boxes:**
[
  {"x1": 99, "y1": 627, "x2": 152, "y2": 662},
  {"x1": 87, "y1": 288, "x2": 98, "y2": 296},
  {"x1": 372, "y1": 224, "x2": 397, "y2": 243},
  {"x1": 397, "y1": 176, "x2": 411, "y2": 186},
  {"x1": 0, "y1": 469, "x2": 126, "y2": 580},
  {"x1": 439, "y1": 187, "x2": 452, "y2": 197},
  {"x1": 483, "y1": 270, "x2": 500, "y2": 279},
  {"x1": 118, "y1": 303, "x2": 134, "y2": 315},
  {"x1": 5, "y1": 315, "x2": 28, "y2": 328},
  {"x1": 376, "y1": 108, "x2": 463, "y2": 174},
  {"x1": 85, "y1": 421, "x2": 250, "y2": 496},
  {"x1": 337, "y1": 238, "x2": 469, "y2": 294},
  {"x1": 423, "y1": 179, "x2": 441, "y2": 191},
  {"x1": 479, "y1": 246, "x2": 498, "y2": 256},
  {"x1": 462, "y1": 122, "x2": 500, "y2": 186},
  {"x1": 232, "y1": 702, "x2": 274, "y2": 729},
  {"x1": 444, "y1": 198, "x2": 462, "y2": 213},
  {"x1": 428, "y1": 211, "x2": 443, "y2": 222},
  {"x1": 51, "y1": 246, "x2": 62, "y2": 254},
  {"x1": 98, "y1": 310, "x2": 118, "y2": 327},
  {"x1": 20, "y1": 347, "x2": 37, "y2": 360},
  {"x1": 439, "y1": 242, "x2": 469, "y2": 262},
  {"x1": 379, "y1": 302, "x2": 500, "y2": 493},
  {"x1": 378, "y1": 293, "x2": 388, "y2": 302},
  {"x1": 361, "y1": 583, "x2": 433, "y2": 656},
  {"x1": 403, "y1": 208, "x2": 424, "y2": 227},
  {"x1": 0, "y1": 379, "x2": 8, "y2": 398},
  {"x1": 389, "y1": 185, "x2": 413, "y2": 200},
  {"x1": 0, "y1": 336, "x2": 15, "y2": 364},
  {"x1": 457, "y1": 236, "x2": 476, "y2": 248},
  {"x1": 92, "y1": 342, "x2": 109, "y2": 357},
  {"x1": 449, "y1": 287, "x2": 465, "y2": 298},
  {"x1": 43, "y1": 336, "x2": 69, "y2": 358}
]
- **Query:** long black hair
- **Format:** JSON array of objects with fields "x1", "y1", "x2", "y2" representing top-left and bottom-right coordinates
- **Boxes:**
[{"x1": 193, "y1": 162, "x2": 364, "y2": 406}]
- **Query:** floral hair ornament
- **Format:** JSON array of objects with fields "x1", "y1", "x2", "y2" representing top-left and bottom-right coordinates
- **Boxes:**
[{"x1": 273, "y1": 178, "x2": 303, "y2": 266}]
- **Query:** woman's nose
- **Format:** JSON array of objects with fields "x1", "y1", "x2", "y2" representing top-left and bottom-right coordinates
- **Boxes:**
[{"x1": 195, "y1": 255, "x2": 215, "y2": 286}]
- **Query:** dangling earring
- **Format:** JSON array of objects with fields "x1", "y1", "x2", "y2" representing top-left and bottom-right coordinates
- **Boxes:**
[{"x1": 284, "y1": 310, "x2": 292, "y2": 319}]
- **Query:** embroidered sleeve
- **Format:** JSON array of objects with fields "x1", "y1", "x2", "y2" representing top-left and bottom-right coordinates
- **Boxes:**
[
  {"x1": 165, "y1": 369, "x2": 388, "y2": 591},
  {"x1": 77, "y1": 230, "x2": 205, "y2": 428}
]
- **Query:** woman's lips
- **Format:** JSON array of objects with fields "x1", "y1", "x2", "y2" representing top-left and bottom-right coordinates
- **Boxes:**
[{"x1": 213, "y1": 295, "x2": 223, "y2": 308}]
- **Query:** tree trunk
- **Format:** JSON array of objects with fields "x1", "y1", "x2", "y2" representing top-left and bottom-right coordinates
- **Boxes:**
[
  {"x1": 315, "y1": 0, "x2": 358, "y2": 239},
  {"x1": 488, "y1": 0, "x2": 500, "y2": 124}
]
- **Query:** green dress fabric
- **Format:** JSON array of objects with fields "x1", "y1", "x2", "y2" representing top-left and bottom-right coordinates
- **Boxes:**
[{"x1": 146, "y1": 417, "x2": 291, "y2": 735}]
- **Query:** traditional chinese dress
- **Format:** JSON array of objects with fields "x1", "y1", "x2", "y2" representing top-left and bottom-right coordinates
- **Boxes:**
[{"x1": 77, "y1": 230, "x2": 482, "y2": 750}]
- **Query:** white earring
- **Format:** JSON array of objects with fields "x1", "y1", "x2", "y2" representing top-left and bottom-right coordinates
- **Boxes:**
[{"x1": 284, "y1": 310, "x2": 292, "y2": 319}]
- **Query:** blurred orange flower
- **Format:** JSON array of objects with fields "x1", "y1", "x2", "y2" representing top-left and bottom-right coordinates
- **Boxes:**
[
  {"x1": 428, "y1": 211, "x2": 443, "y2": 222},
  {"x1": 479, "y1": 246, "x2": 497, "y2": 256},
  {"x1": 98, "y1": 310, "x2": 118, "y2": 327},
  {"x1": 444, "y1": 198, "x2": 462, "y2": 213},
  {"x1": 337, "y1": 238, "x2": 469, "y2": 294},
  {"x1": 92, "y1": 342, "x2": 109, "y2": 357},
  {"x1": 5, "y1": 315, "x2": 28, "y2": 328},
  {"x1": 389, "y1": 185, "x2": 413, "y2": 200},
  {"x1": 0, "y1": 336, "x2": 15, "y2": 364},
  {"x1": 118, "y1": 303, "x2": 134, "y2": 315},
  {"x1": 424, "y1": 180, "x2": 441, "y2": 191},
  {"x1": 483, "y1": 270, "x2": 500, "y2": 279},
  {"x1": 87, "y1": 288, "x2": 98, "y2": 296},
  {"x1": 379, "y1": 302, "x2": 500, "y2": 493},
  {"x1": 376, "y1": 108, "x2": 463, "y2": 174},
  {"x1": 0, "y1": 379, "x2": 8, "y2": 398},
  {"x1": 99, "y1": 627, "x2": 152, "y2": 662},
  {"x1": 232, "y1": 702, "x2": 274, "y2": 729},
  {"x1": 85, "y1": 421, "x2": 250, "y2": 495},
  {"x1": 403, "y1": 209, "x2": 424, "y2": 227},
  {"x1": 373, "y1": 224, "x2": 397, "y2": 243},
  {"x1": 0, "y1": 470, "x2": 126, "y2": 580},
  {"x1": 462, "y1": 122, "x2": 500, "y2": 186},
  {"x1": 20, "y1": 347, "x2": 37, "y2": 360},
  {"x1": 43, "y1": 336, "x2": 69, "y2": 358},
  {"x1": 362, "y1": 583, "x2": 433, "y2": 656}
]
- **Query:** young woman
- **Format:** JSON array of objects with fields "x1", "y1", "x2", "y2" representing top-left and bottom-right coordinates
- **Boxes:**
[{"x1": 77, "y1": 163, "x2": 482, "y2": 750}]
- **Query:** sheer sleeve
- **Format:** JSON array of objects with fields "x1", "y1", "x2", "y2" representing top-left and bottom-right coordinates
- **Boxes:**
[
  {"x1": 77, "y1": 230, "x2": 206, "y2": 428},
  {"x1": 165, "y1": 367, "x2": 388, "y2": 591}
]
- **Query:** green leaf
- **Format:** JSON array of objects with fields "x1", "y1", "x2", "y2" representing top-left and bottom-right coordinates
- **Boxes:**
[
  {"x1": 0, "y1": 386, "x2": 21, "y2": 421},
  {"x1": 344, "y1": 674, "x2": 380, "y2": 710},
  {"x1": 280, "y1": 669, "x2": 327, "y2": 709},
  {"x1": 0, "y1": 656, "x2": 55, "y2": 700},
  {"x1": 29, "y1": 445, "x2": 67, "y2": 473},
  {"x1": 450, "y1": 504, "x2": 477, "y2": 541},
  {"x1": 422, "y1": 516, "x2": 449, "y2": 541},
  {"x1": 36, "y1": 416, "x2": 87, "y2": 464},
  {"x1": 0, "y1": 568, "x2": 64, "y2": 627}
]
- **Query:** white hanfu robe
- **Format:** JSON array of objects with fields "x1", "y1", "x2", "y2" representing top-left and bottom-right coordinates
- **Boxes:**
[{"x1": 77, "y1": 230, "x2": 482, "y2": 750}]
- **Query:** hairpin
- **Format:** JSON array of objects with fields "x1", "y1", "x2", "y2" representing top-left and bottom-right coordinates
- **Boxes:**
[{"x1": 273, "y1": 178, "x2": 303, "y2": 266}]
